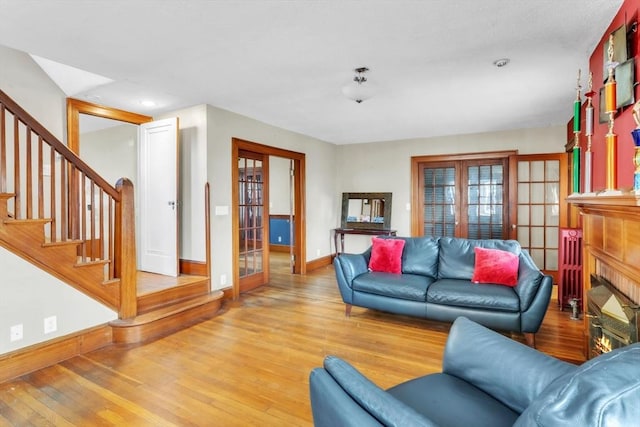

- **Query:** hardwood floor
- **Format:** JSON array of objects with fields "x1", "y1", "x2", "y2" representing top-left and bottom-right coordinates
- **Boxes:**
[{"x1": 0, "y1": 255, "x2": 585, "y2": 426}]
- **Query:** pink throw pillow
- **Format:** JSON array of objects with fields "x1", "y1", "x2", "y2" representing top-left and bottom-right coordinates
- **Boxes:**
[
  {"x1": 369, "y1": 237, "x2": 405, "y2": 274},
  {"x1": 471, "y1": 246, "x2": 519, "y2": 287}
]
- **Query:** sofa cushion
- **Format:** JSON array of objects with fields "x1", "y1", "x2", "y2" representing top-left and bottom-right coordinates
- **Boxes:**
[
  {"x1": 472, "y1": 247, "x2": 519, "y2": 287},
  {"x1": 387, "y1": 373, "x2": 519, "y2": 427},
  {"x1": 514, "y1": 343, "x2": 640, "y2": 427},
  {"x1": 427, "y1": 279, "x2": 519, "y2": 312},
  {"x1": 400, "y1": 237, "x2": 440, "y2": 278},
  {"x1": 369, "y1": 237, "x2": 405, "y2": 274},
  {"x1": 438, "y1": 237, "x2": 522, "y2": 280},
  {"x1": 353, "y1": 273, "x2": 434, "y2": 302}
]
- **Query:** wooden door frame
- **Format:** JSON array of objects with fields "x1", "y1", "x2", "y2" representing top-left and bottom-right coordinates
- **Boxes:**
[
  {"x1": 231, "y1": 138, "x2": 306, "y2": 299},
  {"x1": 67, "y1": 98, "x2": 153, "y2": 153},
  {"x1": 411, "y1": 150, "x2": 516, "y2": 237}
]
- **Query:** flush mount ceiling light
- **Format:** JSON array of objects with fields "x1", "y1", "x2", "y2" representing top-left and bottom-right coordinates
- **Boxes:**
[
  {"x1": 342, "y1": 67, "x2": 375, "y2": 103},
  {"x1": 139, "y1": 99, "x2": 157, "y2": 107},
  {"x1": 493, "y1": 58, "x2": 510, "y2": 68}
]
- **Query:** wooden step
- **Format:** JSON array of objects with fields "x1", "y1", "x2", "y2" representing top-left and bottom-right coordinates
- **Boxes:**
[
  {"x1": 137, "y1": 276, "x2": 210, "y2": 314},
  {"x1": 110, "y1": 291, "x2": 224, "y2": 344}
]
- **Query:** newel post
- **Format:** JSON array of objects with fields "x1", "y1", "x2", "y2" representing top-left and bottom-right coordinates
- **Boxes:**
[{"x1": 115, "y1": 178, "x2": 137, "y2": 319}]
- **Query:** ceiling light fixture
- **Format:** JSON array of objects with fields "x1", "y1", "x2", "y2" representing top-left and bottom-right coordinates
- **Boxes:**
[
  {"x1": 139, "y1": 100, "x2": 157, "y2": 107},
  {"x1": 342, "y1": 67, "x2": 375, "y2": 103},
  {"x1": 493, "y1": 58, "x2": 510, "y2": 68}
]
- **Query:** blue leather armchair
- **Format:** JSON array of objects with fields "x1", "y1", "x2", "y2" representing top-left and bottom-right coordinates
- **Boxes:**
[{"x1": 309, "y1": 317, "x2": 640, "y2": 427}]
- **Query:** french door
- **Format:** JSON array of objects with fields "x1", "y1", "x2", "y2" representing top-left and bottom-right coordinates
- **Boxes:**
[
  {"x1": 412, "y1": 152, "x2": 513, "y2": 239},
  {"x1": 237, "y1": 149, "x2": 268, "y2": 293},
  {"x1": 511, "y1": 153, "x2": 568, "y2": 281},
  {"x1": 411, "y1": 151, "x2": 568, "y2": 280},
  {"x1": 231, "y1": 138, "x2": 307, "y2": 299}
]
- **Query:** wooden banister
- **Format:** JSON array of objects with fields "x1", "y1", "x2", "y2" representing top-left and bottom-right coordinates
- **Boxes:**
[
  {"x1": 0, "y1": 89, "x2": 133, "y2": 314},
  {"x1": 0, "y1": 90, "x2": 119, "y2": 199}
]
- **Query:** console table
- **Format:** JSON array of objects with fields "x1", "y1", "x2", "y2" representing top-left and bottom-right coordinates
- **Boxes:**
[{"x1": 333, "y1": 228, "x2": 397, "y2": 255}]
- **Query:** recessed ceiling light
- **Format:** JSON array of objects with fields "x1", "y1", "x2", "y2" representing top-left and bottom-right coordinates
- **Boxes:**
[
  {"x1": 493, "y1": 58, "x2": 510, "y2": 68},
  {"x1": 139, "y1": 100, "x2": 156, "y2": 107}
]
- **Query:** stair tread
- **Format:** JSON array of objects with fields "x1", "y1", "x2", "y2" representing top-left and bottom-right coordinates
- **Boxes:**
[
  {"x1": 75, "y1": 259, "x2": 110, "y2": 267},
  {"x1": 42, "y1": 239, "x2": 83, "y2": 247},
  {"x1": 111, "y1": 291, "x2": 224, "y2": 327},
  {"x1": 3, "y1": 218, "x2": 51, "y2": 225}
]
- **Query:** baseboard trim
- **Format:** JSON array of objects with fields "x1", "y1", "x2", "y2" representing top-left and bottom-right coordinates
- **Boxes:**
[
  {"x1": 269, "y1": 244, "x2": 291, "y2": 253},
  {"x1": 179, "y1": 259, "x2": 208, "y2": 276},
  {"x1": 306, "y1": 254, "x2": 332, "y2": 271},
  {"x1": 0, "y1": 324, "x2": 112, "y2": 384}
]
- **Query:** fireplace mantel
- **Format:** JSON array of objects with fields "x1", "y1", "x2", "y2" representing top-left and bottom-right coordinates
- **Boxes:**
[
  {"x1": 568, "y1": 192, "x2": 640, "y2": 357},
  {"x1": 568, "y1": 192, "x2": 640, "y2": 287}
]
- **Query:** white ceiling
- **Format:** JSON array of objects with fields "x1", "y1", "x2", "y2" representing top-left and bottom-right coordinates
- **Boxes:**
[{"x1": 0, "y1": 0, "x2": 624, "y2": 144}]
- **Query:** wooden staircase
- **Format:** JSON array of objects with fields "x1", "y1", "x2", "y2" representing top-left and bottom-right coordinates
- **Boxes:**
[
  {"x1": 0, "y1": 195, "x2": 120, "y2": 308},
  {"x1": 0, "y1": 90, "x2": 223, "y2": 362}
]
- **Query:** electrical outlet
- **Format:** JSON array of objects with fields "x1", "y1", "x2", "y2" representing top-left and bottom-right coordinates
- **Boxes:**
[
  {"x1": 220, "y1": 274, "x2": 227, "y2": 286},
  {"x1": 10, "y1": 324, "x2": 23, "y2": 342},
  {"x1": 44, "y1": 316, "x2": 57, "y2": 334},
  {"x1": 316, "y1": 248, "x2": 321, "y2": 257},
  {"x1": 278, "y1": 236, "x2": 282, "y2": 242}
]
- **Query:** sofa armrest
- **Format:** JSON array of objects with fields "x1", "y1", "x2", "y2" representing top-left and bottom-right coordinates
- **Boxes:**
[
  {"x1": 310, "y1": 368, "x2": 385, "y2": 427},
  {"x1": 515, "y1": 250, "x2": 553, "y2": 332},
  {"x1": 310, "y1": 356, "x2": 437, "y2": 427},
  {"x1": 334, "y1": 253, "x2": 369, "y2": 304},
  {"x1": 442, "y1": 317, "x2": 576, "y2": 414}
]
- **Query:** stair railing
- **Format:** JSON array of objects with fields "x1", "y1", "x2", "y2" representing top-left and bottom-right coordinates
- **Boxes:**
[{"x1": 0, "y1": 89, "x2": 136, "y2": 316}]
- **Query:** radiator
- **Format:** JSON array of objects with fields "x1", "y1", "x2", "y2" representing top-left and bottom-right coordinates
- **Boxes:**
[{"x1": 558, "y1": 228, "x2": 583, "y2": 310}]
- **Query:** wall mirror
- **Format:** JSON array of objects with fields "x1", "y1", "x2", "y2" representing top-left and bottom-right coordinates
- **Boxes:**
[{"x1": 341, "y1": 192, "x2": 392, "y2": 230}]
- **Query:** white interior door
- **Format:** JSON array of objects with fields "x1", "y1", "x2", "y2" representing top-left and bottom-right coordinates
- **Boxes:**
[{"x1": 138, "y1": 117, "x2": 179, "y2": 276}]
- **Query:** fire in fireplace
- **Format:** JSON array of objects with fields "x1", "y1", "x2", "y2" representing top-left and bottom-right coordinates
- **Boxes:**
[{"x1": 587, "y1": 275, "x2": 640, "y2": 359}]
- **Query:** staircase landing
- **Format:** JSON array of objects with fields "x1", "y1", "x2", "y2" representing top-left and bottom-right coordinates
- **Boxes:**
[{"x1": 110, "y1": 271, "x2": 223, "y2": 344}]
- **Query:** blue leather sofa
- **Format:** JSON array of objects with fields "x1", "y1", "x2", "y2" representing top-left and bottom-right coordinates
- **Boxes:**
[
  {"x1": 309, "y1": 317, "x2": 640, "y2": 427},
  {"x1": 334, "y1": 236, "x2": 552, "y2": 346}
]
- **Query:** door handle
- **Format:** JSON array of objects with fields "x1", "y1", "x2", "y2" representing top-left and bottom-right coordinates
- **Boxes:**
[{"x1": 168, "y1": 201, "x2": 177, "y2": 210}]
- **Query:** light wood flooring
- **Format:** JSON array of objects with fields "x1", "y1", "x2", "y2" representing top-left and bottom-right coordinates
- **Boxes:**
[{"x1": 0, "y1": 254, "x2": 585, "y2": 426}]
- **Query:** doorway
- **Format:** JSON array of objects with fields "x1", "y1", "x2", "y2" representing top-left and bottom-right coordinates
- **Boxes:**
[
  {"x1": 66, "y1": 98, "x2": 181, "y2": 277},
  {"x1": 231, "y1": 138, "x2": 306, "y2": 298},
  {"x1": 268, "y1": 156, "x2": 296, "y2": 276}
]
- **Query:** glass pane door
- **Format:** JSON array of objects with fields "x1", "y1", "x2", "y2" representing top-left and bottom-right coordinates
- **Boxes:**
[
  {"x1": 238, "y1": 154, "x2": 265, "y2": 282},
  {"x1": 420, "y1": 163, "x2": 457, "y2": 237},
  {"x1": 465, "y1": 162, "x2": 505, "y2": 239},
  {"x1": 515, "y1": 155, "x2": 568, "y2": 280},
  {"x1": 418, "y1": 158, "x2": 509, "y2": 239}
]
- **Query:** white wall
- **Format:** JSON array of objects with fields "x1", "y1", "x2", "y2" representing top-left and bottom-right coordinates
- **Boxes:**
[
  {"x1": 206, "y1": 105, "x2": 339, "y2": 290},
  {"x1": 0, "y1": 45, "x2": 116, "y2": 355},
  {"x1": 0, "y1": 248, "x2": 116, "y2": 353},
  {"x1": 269, "y1": 156, "x2": 292, "y2": 215},
  {"x1": 0, "y1": 45, "x2": 66, "y2": 141},
  {"x1": 335, "y1": 126, "x2": 567, "y2": 253},
  {"x1": 80, "y1": 123, "x2": 138, "y2": 187}
]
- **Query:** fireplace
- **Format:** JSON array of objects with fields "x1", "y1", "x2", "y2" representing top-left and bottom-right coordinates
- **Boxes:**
[
  {"x1": 568, "y1": 192, "x2": 640, "y2": 359},
  {"x1": 587, "y1": 274, "x2": 640, "y2": 358}
]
